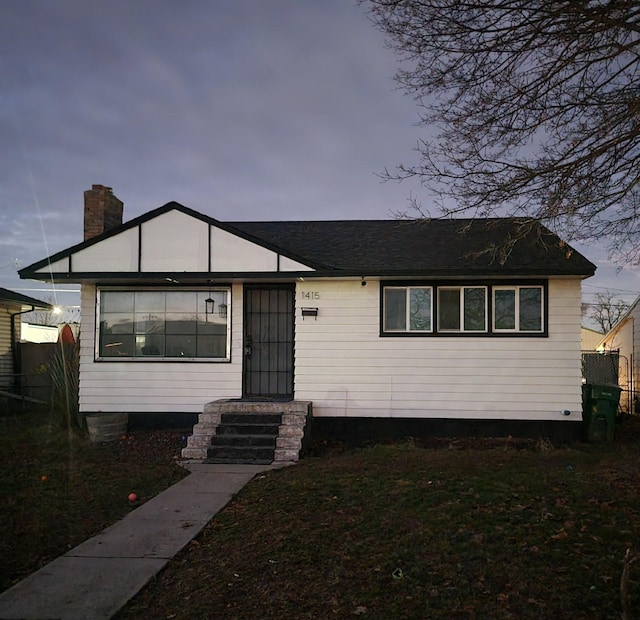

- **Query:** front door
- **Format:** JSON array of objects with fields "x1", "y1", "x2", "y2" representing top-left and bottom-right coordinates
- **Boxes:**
[{"x1": 243, "y1": 285, "x2": 294, "y2": 399}]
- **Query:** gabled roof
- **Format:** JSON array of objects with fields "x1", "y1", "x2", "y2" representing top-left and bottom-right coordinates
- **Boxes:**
[
  {"x1": 20, "y1": 203, "x2": 322, "y2": 276},
  {"x1": 0, "y1": 288, "x2": 53, "y2": 310},
  {"x1": 18, "y1": 202, "x2": 596, "y2": 281},
  {"x1": 231, "y1": 218, "x2": 595, "y2": 276}
]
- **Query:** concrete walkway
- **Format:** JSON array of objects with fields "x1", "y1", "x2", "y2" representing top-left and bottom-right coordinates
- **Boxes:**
[{"x1": 0, "y1": 462, "x2": 286, "y2": 620}]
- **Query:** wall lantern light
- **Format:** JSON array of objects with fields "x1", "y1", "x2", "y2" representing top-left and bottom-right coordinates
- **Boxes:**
[{"x1": 205, "y1": 281, "x2": 215, "y2": 315}]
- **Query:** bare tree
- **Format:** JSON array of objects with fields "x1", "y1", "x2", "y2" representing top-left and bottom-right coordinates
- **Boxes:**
[
  {"x1": 21, "y1": 297, "x2": 58, "y2": 326},
  {"x1": 588, "y1": 292, "x2": 630, "y2": 332},
  {"x1": 362, "y1": 1, "x2": 640, "y2": 262}
]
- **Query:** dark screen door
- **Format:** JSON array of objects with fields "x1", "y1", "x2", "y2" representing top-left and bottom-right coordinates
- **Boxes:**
[{"x1": 243, "y1": 285, "x2": 294, "y2": 399}]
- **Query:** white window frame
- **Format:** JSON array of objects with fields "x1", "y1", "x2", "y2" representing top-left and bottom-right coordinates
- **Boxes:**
[
  {"x1": 95, "y1": 287, "x2": 232, "y2": 361},
  {"x1": 492, "y1": 285, "x2": 544, "y2": 333},
  {"x1": 383, "y1": 286, "x2": 433, "y2": 333},
  {"x1": 437, "y1": 286, "x2": 488, "y2": 333}
]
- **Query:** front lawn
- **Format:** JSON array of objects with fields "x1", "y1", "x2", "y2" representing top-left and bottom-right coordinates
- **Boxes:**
[
  {"x1": 117, "y1": 429, "x2": 640, "y2": 619},
  {"x1": 0, "y1": 406, "x2": 189, "y2": 593}
]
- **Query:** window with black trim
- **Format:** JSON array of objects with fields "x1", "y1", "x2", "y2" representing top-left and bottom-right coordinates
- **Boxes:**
[
  {"x1": 381, "y1": 282, "x2": 546, "y2": 336},
  {"x1": 493, "y1": 285, "x2": 543, "y2": 333},
  {"x1": 97, "y1": 289, "x2": 231, "y2": 360},
  {"x1": 437, "y1": 286, "x2": 487, "y2": 332},
  {"x1": 383, "y1": 286, "x2": 432, "y2": 332}
]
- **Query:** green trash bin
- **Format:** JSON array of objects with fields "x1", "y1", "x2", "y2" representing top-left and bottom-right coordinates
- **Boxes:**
[{"x1": 582, "y1": 383, "x2": 621, "y2": 442}]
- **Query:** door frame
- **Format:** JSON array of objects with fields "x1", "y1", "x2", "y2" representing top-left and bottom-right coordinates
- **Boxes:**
[{"x1": 242, "y1": 283, "x2": 295, "y2": 400}]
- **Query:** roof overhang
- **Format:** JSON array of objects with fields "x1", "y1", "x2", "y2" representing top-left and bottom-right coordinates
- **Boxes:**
[{"x1": 0, "y1": 288, "x2": 53, "y2": 311}]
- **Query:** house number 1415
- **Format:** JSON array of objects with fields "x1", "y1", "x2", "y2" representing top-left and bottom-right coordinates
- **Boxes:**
[{"x1": 300, "y1": 291, "x2": 320, "y2": 300}]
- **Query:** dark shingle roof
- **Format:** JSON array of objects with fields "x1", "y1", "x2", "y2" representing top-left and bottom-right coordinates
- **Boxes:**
[
  {"x1": 231, "y1": 218, "x2": 595, "y2": 277},
  {"x1": 18, "y1": 202, "x2": 596, "y2": 280}
]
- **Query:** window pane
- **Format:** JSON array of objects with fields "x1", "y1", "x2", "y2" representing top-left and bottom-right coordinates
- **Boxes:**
[
  {"x1": 165, "y1": 313, "x2": 198, "y2": 334},
  {"x1": 166, "y1": 292, "x2": 198, "y2": 313},
  {"x1": 464, "y1": 288, "x2": 486, "y2": 331},
  {"x1": 134, "y1": 313, "x2": 164, "y2": 335},
  {"x1": 166, "y1": 334, "x2": 197, "y2": 357},
  {"x1": 101, "y1": 333, "x2": 135, "y2": 357},
  {"x1": 494, "y1": 289, "x2": 516, "y2": 330},
  {"x1": 520, "y1": 287, "x2": 542, "y2": 331},
  {"x1": 136, "y1": 334, "x2": 165, "y2": 356},
  {"x1": 197, "y1": 334, "x2": 227, "y2": 357},
  {"x1": 102, "y1": 314, "x2": 134, "y2": 335},
  {"x1": 384, "y1": 288, "x2": 406, "y2": 331},
  {"x1": 101, "y1": 291, "x2": 134, "y2": 313},
  {"x1": 410, "y1": 288, "x2": 431, "y2": 331},
  {"x1": 197, "y1": 315, "x2": 227, "y2": 335},
  {"x1": 439, "y1": 289, "x2": 460, "y2": 331},
  {"x1": 197, "y1": 290, "x2": 228, "y2": 316},
  {"x1": 134, "y1": 291, "x2": 165, "y2": 313}
]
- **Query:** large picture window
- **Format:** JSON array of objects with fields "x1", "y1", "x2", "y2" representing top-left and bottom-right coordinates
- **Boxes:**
[
  {"x1": 381, "y1": 282, "x2": 545, "y2": 336},
  {"x1": 98, "y1": 289, "x2": 231, "y2": 360}
]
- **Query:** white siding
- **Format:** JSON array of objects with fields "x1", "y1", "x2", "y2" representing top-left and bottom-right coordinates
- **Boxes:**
[
  {"x1": 210, "y1": 227, "x2": 278, "y2": 271},
  {"x1": 73, "y1": 228, "x2": 138, "y2": 272},
  {"x1": 79, "y1": 277, "x2": 585, "y2": 421},
  {"x1": 35, "y1": 256, "x2": 70, "y2": 274},
  {"x1": 43, "y1": 209, "x2": 316, "y2": 276},
  {"x1": 140, "y1": 210, "x2": 209, "y2": 272},
  {"x1": 0, "y1": 304, "x2": 19, "y2": 388},
  {"x1": 280, "y1": 256, "x2": 314, "y2": 272},
  {"x1": 294, "y1": 279, "x2": 584, "y2": 421},
  {"x1": 598, "y1": 311, "x2": 638, "y2": 412},
  {"x1": 78, "y1": 283, "x2": 244, "y2": 413}
]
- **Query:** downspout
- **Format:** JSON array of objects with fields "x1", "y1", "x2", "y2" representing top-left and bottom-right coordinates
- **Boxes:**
[
  {"x1": 632, "y1": 317, "x2": 635, "y2": 413},
  {"x1": 9, "y1": 305, "x2": 36, "y2": 393}
]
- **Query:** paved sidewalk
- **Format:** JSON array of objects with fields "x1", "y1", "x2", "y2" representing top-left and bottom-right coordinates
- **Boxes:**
[{"x1": 0, "y1": 462, "x2": 286, "y2": 620}]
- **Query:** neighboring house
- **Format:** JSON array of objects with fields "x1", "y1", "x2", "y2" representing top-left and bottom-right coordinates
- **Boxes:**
[
  {"x1": 19, "y1": 185, "x2": 596, "y2": 442},
  {"x1": 581, "y1": 327, "x2": 604, "y2": 352},
  {"x1": 595, "y1": 298, "x2": 640, "y2": 413},
  {"x1": 21, "y1": 323, "x2": 59, "y2": 343},
  {"x1": 0, "y1": 288, "x2": 52, "y2": 391},
  {"x1": 21, "y1": 306, "x2": 81, "y2": 344}
]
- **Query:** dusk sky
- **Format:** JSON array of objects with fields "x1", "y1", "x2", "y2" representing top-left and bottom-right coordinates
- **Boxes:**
[{"x1": 2, "y1": 0, "x2": 639, "y2": 314}]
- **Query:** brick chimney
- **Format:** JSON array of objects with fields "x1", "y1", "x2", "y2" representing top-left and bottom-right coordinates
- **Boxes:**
[{"x1": 83, "y1": 185, "x2": 123, "y2": 240}]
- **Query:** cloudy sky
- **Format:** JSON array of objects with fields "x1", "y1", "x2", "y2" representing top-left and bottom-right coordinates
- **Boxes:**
[{"x1": 2, "y1": 0, "x2": 639, "y2": 313}]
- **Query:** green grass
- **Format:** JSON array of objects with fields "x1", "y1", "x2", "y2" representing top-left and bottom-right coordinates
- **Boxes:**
[
  {"x1": 0, "y1": 405, "x2": 189, "y2": 592},
  {"x1": 117, "y1": 431, "x2": 640, "y2": 620}
]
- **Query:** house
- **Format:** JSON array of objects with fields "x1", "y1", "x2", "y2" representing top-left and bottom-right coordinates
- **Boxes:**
[
  {"x1": 20, "y1": 323, "x2": 59, "y2": 343},
  {"x1": 594, "y1": 299, "x2": 640, "y2": 413},
  {"x1": 0, "y1": 287, "x2": 52, "y2": 393},
  {"x1": 581, "y1": 326, "x2": 604, "y2": 352},
  {"x1": 19, "y1": 185, "x2": 596, "y2": 457},
  {"x1": 21, "y1": 306, "x2": 81, "y2": 344}
]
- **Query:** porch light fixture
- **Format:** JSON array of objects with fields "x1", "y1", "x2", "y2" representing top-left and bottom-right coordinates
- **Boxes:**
[
  {"x1": 218, "y1": 303, "x2": 228, "y2": 318},
  {"x1": 205, "y1": 281, "x2": 215, "y2": 315}
]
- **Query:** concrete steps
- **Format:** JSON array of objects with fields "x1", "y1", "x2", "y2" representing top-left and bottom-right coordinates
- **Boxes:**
[
  {"x1": 207, "y1": 412, "x2": 281, "y2": 464},
  {"x1": 182, "y1": 400, "x2": 312, "y2": 464}
]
